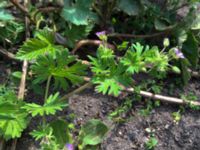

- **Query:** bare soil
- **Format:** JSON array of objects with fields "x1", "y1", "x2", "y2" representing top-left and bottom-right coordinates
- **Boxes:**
[{"x1": 15, "y1": 78, "x2": 200, "y2": 150}]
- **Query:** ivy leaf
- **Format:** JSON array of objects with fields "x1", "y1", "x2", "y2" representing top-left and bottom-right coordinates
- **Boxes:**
[
  {"x1": 61, "y1": 0, "x2": 97, "y2": 25},
  {"x1": 16, "y1": 29, "x2": 57, "y2": 60},
  {"x1": 117, "y1": 0, "x2": 141, "y2": 16},
  {"x1": 182, "y1": 32, "x2": 199, "y2": 68},
  {"x1": 23, "y1": 93, "x2": 67, "y2": 117},
  {"x1": 79, "y1": 119, "x2": 108, "y2": 146},
  {"x1": 31, "y1": 50, "x2": 87, "y2": 90}
]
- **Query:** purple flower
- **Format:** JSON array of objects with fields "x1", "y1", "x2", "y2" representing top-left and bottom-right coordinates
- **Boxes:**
[
  {"x1": 65, "y1": 144, "x2": 74, "y2": 150},
  {"x1": 174, "y1": 48, "x2": 185, "y2": 59},
  {"x1": 96, "y1": 31, "x2": 106, "y2": 38}
]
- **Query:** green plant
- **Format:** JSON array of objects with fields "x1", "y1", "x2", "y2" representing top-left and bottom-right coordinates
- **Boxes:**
[
  {"x1": 108, "y1": 98, "x2": 132, "y2": 121},
  {"x1": 89, "y1": 40, "x2": 178, "y2": 97},
  {"x1": 0, "y1": 85, "x2": 29, "y2": 140},
  {"x1": 145, "y1": 137, "x2": 158, "y2": 150},
  {"x1": 78, "y1": 119, "x2": 109, "y2": 150}
]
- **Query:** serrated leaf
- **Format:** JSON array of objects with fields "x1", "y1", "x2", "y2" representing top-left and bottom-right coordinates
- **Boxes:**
[
  {"x1": 16, "y1": 29, "x2": 56, "y2": 60},
  {"x1": 30, "y1": 125, "x2": 53, "y2": 141},
  {"x1": 79, "y1": 119, "x2": 108, "y2": 146},
  {"x1": 94, "y1": 79, "x2": 122, "y2": 97},
  {"x1": 23, "y1": 93, "x2": 67, "y2": 117},
  {"x1": 89, "y1": 45, "x2": 133, "y2": 96},
  {"x1": 0, "y1": 103, "x2": 28, "y2": 140},
  {"x1": 61, "y1": 0, "x2": 97, "y2": 25},
  {"x1": 31, "y1": 50, "x2": 87, "y2": 90}
]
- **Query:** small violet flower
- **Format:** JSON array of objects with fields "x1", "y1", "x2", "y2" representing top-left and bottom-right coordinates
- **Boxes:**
[
  {"x1": 96, "y1": 31, "x2": 107, "y2": 41},
  {"x1": 174, "y1": 48, "x2": 185, "y2": 59},
  {"x1": 65, "y1": 143, "x2": 74, "y2": 150},
  {"x1": 96, "y1": 31, "x2": 106, "y2": 37}
]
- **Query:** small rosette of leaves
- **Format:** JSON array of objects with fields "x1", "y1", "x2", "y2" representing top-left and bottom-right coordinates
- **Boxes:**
[{"x1": 31, "y1": 50, "x2": 87, "y2": 90}]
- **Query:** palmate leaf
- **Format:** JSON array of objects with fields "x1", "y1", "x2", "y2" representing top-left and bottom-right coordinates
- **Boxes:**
[
  {"x1": 31, "y1": 50, "x2": 87, "y2": 90},
  {"x1": 16, "y1": 29, "x2": 56, "y2": 60},
  {"x1": 120, "y1": 43, "x2": 146, "y2": 74},
  {"x1": 0, "y1": 102, "x2": 29, "y2": 140},
  {"x1": 23, "y1": 93, "x2": 67, "y2": 117},
  {"x1": 89, "y1": 45, "x2": 133, "y2": 96},
  {"x1": 61, "y1": 0, "x2": 97, "y2": 25},
  {"x1": 94, "y1": 78, "x2": 123, "y2": 97},
  {"x1": 30, "y1": 125, "x2": 53, "y2": 141}
]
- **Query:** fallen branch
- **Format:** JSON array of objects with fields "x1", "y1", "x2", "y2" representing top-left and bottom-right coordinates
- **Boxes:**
[
  {"x1": 61, "y1": 76, "x2": 200, "y2": 106},
  {"x1": 188, "y1": 69, "x2": 200, "y2": 78},
  {"x1": 107, "y1": 31, "x2": 170, "y2": 39},
  {"x1": 72, "y1": 39, "x2": 115, "y2": 54},
  {"x1": 38, "y1": 6, "x2": 61, "y2": 13},
  {"x1": 125, "y1": 87, "x2": 200, "y2": 106}
]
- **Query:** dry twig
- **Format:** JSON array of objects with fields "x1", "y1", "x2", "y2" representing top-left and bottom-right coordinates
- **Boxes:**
[
  {"x1": 61, "y1": 77, "x2": 200, "y2": 106},
  {"x1": 72, "y1": 39, "x2": 115, "y2": 54},
  {"x1": 0, "y1": 48, "x2": 17, "y2": 60}
]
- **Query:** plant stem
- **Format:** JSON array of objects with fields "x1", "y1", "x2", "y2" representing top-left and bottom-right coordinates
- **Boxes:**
[
  {"x1": 44, "y1": 76, "x2": 52, "y2": 101},
  {"x1": 60, "y1": 82, "x2": 92, "y2": 101}
]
